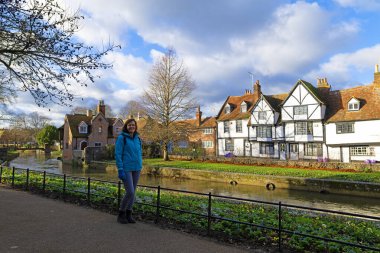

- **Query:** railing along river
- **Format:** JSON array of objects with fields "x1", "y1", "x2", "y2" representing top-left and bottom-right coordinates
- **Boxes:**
[{"x1": 1, "y1": 166, "x2": 379, "y2": 252}]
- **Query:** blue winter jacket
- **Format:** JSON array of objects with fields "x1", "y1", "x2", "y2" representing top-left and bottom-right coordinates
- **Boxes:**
[{"x1": 115, "y1": 131, "x2": 143, "y2": 172}]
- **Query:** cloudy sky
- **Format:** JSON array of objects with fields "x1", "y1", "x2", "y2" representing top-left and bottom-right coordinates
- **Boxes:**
[{"x1": 4, "y1": 0, "x2": 380, "y2": 127}]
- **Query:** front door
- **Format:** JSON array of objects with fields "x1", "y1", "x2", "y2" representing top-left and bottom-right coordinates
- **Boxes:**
[
  {"x1": 289, "y1": 143, "x2": 299, "y2": 160},
  {"x1": 244, "y1": 141, "x2": 251, "y2": 156},
  {"x1": 279, "y1": 143, "x2": 286, "y2": 160}
]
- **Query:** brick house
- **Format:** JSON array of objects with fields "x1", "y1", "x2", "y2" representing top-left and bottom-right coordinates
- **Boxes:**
[{"x1": 62, "y1": 100, "x2": 124, "y2": 161}]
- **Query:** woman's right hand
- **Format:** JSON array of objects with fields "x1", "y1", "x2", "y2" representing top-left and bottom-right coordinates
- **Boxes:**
[{"x1": 118, "y1": 170, "x2": 127, "y2": 181}]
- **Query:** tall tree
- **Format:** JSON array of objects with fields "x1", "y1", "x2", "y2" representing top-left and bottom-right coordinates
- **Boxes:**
[
  {"x1": 119, "y1": 100, "x2": 147, "y2": 120},
  {"x1": 0, "y1": 0, "x2": 118, "y2": 106},
  {"x1": 142, "y1": 48, "x2": 197, "y2": 160}
]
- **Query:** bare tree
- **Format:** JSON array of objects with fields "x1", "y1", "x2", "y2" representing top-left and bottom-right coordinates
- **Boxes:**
[
  {"x1": 142, "y1": 48, "x2": 197, "y2": 160},
  {"x1": 119, "y1": 100, "x2": 147, "y2": 120},
  {"x1": 0, "y1": 0, "x2": 119, "y2": 106}
]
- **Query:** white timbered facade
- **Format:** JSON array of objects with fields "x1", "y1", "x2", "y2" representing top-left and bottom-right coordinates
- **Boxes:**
[
  {"x1": 248, "y1": 94, "x2": 286, "y2": 159},
  {"x1": 281, "y1": 80, "x2": 326, "y2": 160},
  {"x1": 216, "y1": 66, "x2": 380, "y2": 162}
]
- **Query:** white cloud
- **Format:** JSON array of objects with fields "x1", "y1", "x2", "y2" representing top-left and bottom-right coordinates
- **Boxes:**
[
  {"x1": 334, "y1": 0, "x2": 380, "y2": 11},
  {"x1": 305, "y1": 44, "x2": 380, "y2": 86}
]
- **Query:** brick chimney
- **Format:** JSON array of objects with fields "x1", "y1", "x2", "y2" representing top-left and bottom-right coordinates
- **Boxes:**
[
  {"x1": 253, "y1": 80, "x2": 261, "y2": 101},
  {"x1": 86, "y1": 110, "x2": 92, "y2": 117},
  {"x1": 97, "y1": 100, "x2": 105, "y2": 115},
  {"x1": 317, "y1": 77, "x2": 331, "y2": 89},
  {"x1": 196, "y1": 105, "x2": 202, "y2": 126},
  {"x1": 374, "y1": 64, "x2": 380, "y2": 87}
]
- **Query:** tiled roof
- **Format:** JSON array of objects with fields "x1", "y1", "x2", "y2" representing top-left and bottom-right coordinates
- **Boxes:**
[
  {"x1": 263, "y1": 93, "x2": 288, "y2": 111},
  {"x1": 217, "y1": 93, "x2": 258, "y2": 121},
  {"x1": 323, "y1": 85, "x2": 380, "y2": 123},
  {"x1": 66, "y1": 114, "x2": 93, "y2": 138},
  {"x1": 180, "y1": 117, "x2": 217, "y2": 128}
]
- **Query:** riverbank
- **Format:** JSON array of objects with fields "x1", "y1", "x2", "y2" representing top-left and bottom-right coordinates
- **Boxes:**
[{"x1": 90, "y1": 161, "x2": 380, "y2": 198}]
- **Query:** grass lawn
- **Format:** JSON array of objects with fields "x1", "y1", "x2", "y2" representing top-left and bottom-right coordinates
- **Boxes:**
[{"x1": 143, "y1": 158, "x2": 380, "y2": 183}]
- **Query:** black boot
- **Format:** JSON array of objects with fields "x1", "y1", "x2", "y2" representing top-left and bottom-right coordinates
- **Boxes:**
[
  {"x1": 117, "y1": 210, "x2": 128, "y2": 224},
  {"x1": 126, "y1": 210, "x2": 136, "y2": 223}
]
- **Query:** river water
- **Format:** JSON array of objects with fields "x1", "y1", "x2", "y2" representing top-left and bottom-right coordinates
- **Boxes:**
[{"x1": 9, "y1": 151, "x2": 380, "y2": 217}]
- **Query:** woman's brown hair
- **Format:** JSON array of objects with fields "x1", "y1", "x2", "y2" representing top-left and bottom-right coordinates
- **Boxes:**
[{"x1": 122, "y1": 118, "x2": 138, "y2": 133}]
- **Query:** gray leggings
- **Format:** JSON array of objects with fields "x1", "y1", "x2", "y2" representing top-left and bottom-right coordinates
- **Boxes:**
[{"x1": 120, "y1": 170, "x2": 141, "y2": 211}]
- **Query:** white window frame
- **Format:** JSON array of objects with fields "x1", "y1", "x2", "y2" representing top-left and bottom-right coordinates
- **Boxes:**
[
  {"x1": 236, "y1": 120, "x2": 242, "y2": 133},
  {"x1": 202, "y1": 140, "x2": 213, "y2": 148},
  {"x1": 98, "y1": 126, "x2": 102, "y2": 133},
  {"x1": 336, "y1": 123, "x2": 354, "y2": 134},
  {"x1": 260, "y1": 143, "x2": 274, "y2": 155},
  {"x1": 295, "y1": 122, "x2": 313, "y2": 135},
  {"x1": 304, "y1": 143, "x2": 323, "y2": 156},
  {"x1": 348, "y1": 102, "x2": 359, "y2": 111},
  {"x1": 257, "y1": 126, "x2": 272, "y2": 138},
  {"x1": 94, "y1": 142, "x2": 102, "y2": 147},
  {"x1": 203, "y1": 128, "x2": 213, "y2": 134},
  {"x1": 294, "y1": 106, "x2": 308, "y2": 115},
  {"x1": 224, "y1": 121, "x2": 229, "y2": 133},
  {"x1": 240, "y1": 103, "x2": 247, "y2": 112},
  {"x1": 350, "y1": 146, "x2": 373, "y2": 156},
  {"x1": 225, "y1": 139, "x2": 234, "y2": 151},
  {"x1": 258, "y1": 111, "x2": 266, "y2": 120},
  {"x1": 78, "y1": 122, "x2": 88, "y2": 134}
]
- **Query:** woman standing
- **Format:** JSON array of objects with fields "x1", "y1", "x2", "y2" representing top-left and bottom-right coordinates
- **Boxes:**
[{"x1": 115, "y1": 118, "x2": 142, "y2": 224}]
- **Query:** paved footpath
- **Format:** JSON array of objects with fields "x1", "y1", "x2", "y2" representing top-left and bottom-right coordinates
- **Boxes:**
[{"x1": 0, "y1": 186, "x2": 273, "y2": 253}]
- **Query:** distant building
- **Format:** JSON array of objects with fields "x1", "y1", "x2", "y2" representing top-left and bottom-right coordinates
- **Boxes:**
[{"x1": 62, "y1": 100, "x2": 124, "y2": 161}]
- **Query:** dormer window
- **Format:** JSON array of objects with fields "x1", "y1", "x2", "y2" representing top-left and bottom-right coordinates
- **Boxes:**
[
  {"x1": 348, "y1": 98, "x2": 360, "y2": 111},
  {"x1": 240, "y1": 102, "x2": 247, "y2": 112},
  {"x1": 78, "y1": 122, "x2": 88, "y2": 134},
  {"x1": 224, "y1": 104, "x2": 231, "y2": 114}
]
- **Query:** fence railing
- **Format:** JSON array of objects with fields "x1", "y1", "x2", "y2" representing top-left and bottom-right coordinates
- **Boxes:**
[{"x1": 0, "y1": 166, "x2": 379, "y2": 252}]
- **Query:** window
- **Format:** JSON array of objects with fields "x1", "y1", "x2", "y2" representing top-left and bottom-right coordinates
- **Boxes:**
[
  {"x1": 224, "y1": 121, "x2": 229, "y2": 133},
  {"x1": 202, "y1": 141, "x2": 213, "y2": 148},
  {"x1": 257, "y1": 126, "x2": 272, "y2": 138},
  {"x1": 203, "y1": 128, "x2": 213, "y2": 134},
  {"x1": 79, "y1": 124, "x2": 87, "y2": 134},
  {"x1": 305, "y1": 143, "x2": 322, "y2": 156},
  {"x1": 224, "y1": 105, "x2": 231, "y2": 114},
  {"x1": 94, "y1": 142, "x2": 101, "y2": 147},
  {"x1": 98, "y1": 126, "x2": 102, "y2": 133},
  {"x1": 240, "y1": 103, "x2": 247, "y2": 112},
  {"x1": 294, "y1": 106, "x2": 307, "y2": 115},
  {"x1": 258, "y1": 111, "x2": 266, "y2": 120},
  {"x1": 260, "y1": 143, "x2": 274, "y2": 155},
  {"x1": 348, "y1": 103, "x2": 359, "y2": 111},
  {"x1": 236, "y1": 120, "x2": 242, "y2": 133},
  {"x1": 350, "y1": 146, "x2": 373, "y2": 156},
  {"x1": 295, "y1": 122, "x2": 313, "y2": 135},
  {"x1": 336, "y1": 123, "x2": 354, "y2": 134},
  {"x1": 115, "y1": 127, "x2": 121, "y2": 135},
  {"x1": 290, "y1": 144, "x2": 298, "y2": 153},
  {"x1": 225, "y1": 139, "x2": 234, "y2": 151},
  {"x1": 280, "y1": 143, "x2": 286, "y2": 152}
]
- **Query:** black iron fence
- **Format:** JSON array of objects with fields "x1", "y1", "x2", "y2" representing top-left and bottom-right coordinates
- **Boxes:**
[{"x1": 0, "y1": 166, "x2": 379, "y2": 252}]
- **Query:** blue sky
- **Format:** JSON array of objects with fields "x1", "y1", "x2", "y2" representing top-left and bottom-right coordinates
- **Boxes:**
[{"x1": 3, "y1": 0, "x2": 380, "y2": 127}]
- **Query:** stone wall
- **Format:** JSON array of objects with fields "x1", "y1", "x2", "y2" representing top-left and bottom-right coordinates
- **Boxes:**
[{"x1": 84, "y1": 146, "x2": 108, "y2": 164}]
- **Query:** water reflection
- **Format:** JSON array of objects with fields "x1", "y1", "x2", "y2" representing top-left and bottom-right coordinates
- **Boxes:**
[{"x1": 9, "y1": 151, "x2": 380, "y2": 217}]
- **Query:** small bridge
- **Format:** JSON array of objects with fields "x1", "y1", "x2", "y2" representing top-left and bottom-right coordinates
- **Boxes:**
[{"x1": 15, "y1": 147, "x2": 45, "y2": 151}]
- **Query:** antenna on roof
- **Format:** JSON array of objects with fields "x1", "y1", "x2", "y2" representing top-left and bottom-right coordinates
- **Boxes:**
[{"x1": 248, "y1": 71, "x2": 254, "y2": 86}]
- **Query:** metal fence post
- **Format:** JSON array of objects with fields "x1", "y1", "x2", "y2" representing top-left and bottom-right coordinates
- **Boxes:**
[
  {"x1": 117, "y1": 181, "x2": 121, "y2": 210},
  {"x1": 26, "y1": 168, "x2": 29, "y2": 191},
  {"x1": 278, "y1": 201, "x2": 282, "y2": 252},
  {"x1": 0, "y1": 166, "x2": 3, "y2": 184},
  {"x1": 63, "y1": 174, "x2": 66, "y2": 200},
  {"x1": 207, "y1": 192, "x2": 212, "y2": 236},
  {"x1": 155, "y1": 185, "x2": 161, "y2": 224},
  {"x1": 12, "y1": 166, "x2": 15, "y2": 188},
  {"x1": 43, "y1": 171, "x2": 46, "y2": 193},
  {"x1": 87, "y1": 177, "x2": 91, "y2": 206}
]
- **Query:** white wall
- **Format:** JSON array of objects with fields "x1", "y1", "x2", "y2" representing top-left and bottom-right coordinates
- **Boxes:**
[
  {"x1": 326, "y1": 120, "x2": 380, "y2": 145},
  {"x1": 217, "y1": 119, "x2": 249, "y2": 138}
]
